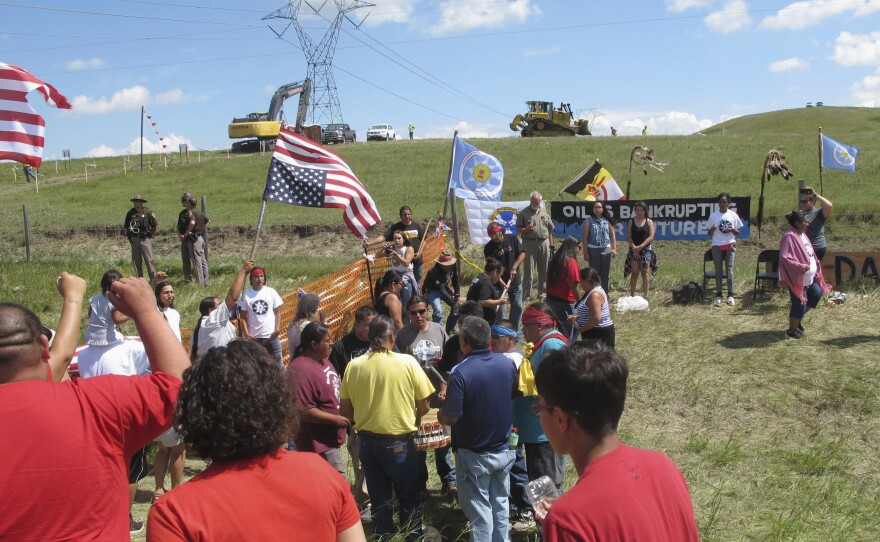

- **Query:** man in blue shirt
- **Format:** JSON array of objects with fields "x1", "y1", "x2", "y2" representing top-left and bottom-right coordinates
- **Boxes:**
[{"x1": 440, "y1": 317, "x2": 517, "y2": 542}]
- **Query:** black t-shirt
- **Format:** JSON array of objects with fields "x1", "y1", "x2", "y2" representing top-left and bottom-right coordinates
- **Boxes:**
[
  {"x1": 466, "y1": 274, "x2": 499, "y2": 323},
  {"x1": 384, "y1": 221, "x2": 424, "y2": 260},
  {"x1": 484, "y1": 234, "x2": 523, "y2": 286},
  {"x1": 329, "y1": 332, "x2": 371, "y2": 377},
  {"x1": 438, "y1": 334, "x2": 463, "y2": 374}
]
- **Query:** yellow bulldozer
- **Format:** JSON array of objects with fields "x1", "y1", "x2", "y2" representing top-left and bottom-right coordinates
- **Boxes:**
[
  {"x1": 228, "y1": 79, "x2": 319, "y2": 151},
  {"x1": 510, "y1": 101, "x2": 591, "y2": 137}
]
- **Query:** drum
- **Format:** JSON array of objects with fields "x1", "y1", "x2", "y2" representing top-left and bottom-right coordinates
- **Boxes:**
[{"x1": 415, "y1": 408, "x2": 451, "y2": 451}]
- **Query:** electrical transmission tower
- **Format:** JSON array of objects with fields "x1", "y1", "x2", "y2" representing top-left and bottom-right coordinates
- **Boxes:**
[{"x1": 264, "y1": 0, "x2": 372, "y2": 126}]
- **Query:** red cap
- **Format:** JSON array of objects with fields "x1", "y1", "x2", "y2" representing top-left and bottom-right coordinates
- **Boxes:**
[{"x1": 487, "y1": 223, "x2": 503, "y2": 235}]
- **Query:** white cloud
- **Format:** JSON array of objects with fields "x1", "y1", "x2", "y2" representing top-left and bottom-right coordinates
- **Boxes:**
[
  {"x1": 851, "y1": 67, "x2": 880, "y2": 106},
  {"x1": 832, "y1": 31, "x2": 880, "y2": 67},
  {"x1": 760, "y1": 0, "x2": 880, "y2": 31},
  {"x1": 431, "y1": 0, "x2": 540, "y2": 35},
  {"x1": 156, "y1": 89, "x2": 184, "y2": 104},
  {"x1": 768, "y1": 56, "x2": 810, "y2": 73},
  {"x1": 579, "y1": 110, "x2": 714, "y2": 136},
  {"x1": 86, "y1": 134, "x2": 196, "y2": 158},
  {"x1": 65, "y1": 58, "x2": 105, "y2": 71},
  {"x1": 365, "y1": 0, "x2": 414, "y2": 25},
  {"x1": 424, "y1": 121, "x2": 508, "y2": 139},
  {"x1": 705, "y1": 0, "x2": 752, "y2": 33},
  {"x1": 523, "y1": 46, "x2": 559, "y2": 59},
  {"x1": 65, "y1": 85, "x2": 150, "y2": 117},
  {"x1": 666, "y1": 0, "x2": 715, "y2": 12},
  {"x1": 263, "y1": 84, "x2": 277, "y2": 95}
]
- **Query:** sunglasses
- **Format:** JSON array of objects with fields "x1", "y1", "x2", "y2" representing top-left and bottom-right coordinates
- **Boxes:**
[
  {"x1": 409, "y1": 309, "x2": 427, "y2": 315},
  {"x1": 799, "y1": 199, "x2": 812, "y2": 203}
]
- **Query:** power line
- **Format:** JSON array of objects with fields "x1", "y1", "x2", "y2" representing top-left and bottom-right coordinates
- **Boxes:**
[{"x1": 0, "y1": 1, "x2": 264, "y2": 26}]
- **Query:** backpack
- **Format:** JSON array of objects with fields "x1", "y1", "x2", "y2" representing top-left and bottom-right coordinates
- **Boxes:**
[
  {"x1": 518, "y1": 331, "x2": 568, "y2": 397},
  {"x1": 672, "y1": 282, "x2": 703, "y2": 305}
]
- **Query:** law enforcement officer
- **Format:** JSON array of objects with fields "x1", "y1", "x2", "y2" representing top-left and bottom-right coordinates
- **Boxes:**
[
  {"x1": 516, "y1": 192, "x2": 554, "y2": 301},
  {"x1": 124, "y1": 195, "x2": 158, "y2": 280},
  {"x1": 178, "y1": 192, "x2": 209, "y2": 286}
]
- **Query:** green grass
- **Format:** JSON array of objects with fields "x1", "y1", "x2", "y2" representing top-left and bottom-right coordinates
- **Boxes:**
[{"x1": 4, "y1": 106, "x2": 880, "y2": 540}]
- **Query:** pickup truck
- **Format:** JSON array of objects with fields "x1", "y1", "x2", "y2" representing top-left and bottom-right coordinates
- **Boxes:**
[{"x1": 322, "y1": 123, "x2": 356, "y2": 144}]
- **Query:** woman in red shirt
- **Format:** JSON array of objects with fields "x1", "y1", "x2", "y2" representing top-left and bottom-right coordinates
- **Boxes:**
[{"x1": 543, "y1": 236, "x2": 581, "y2": 339}]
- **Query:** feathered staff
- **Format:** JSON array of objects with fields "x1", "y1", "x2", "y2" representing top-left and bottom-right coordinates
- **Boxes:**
[
  {"x1": 757, "y1": 149, "x2": 792, "y2": 239},
  {"x1": 625, "y1": 146, "x2": 668, "y2": 199}
]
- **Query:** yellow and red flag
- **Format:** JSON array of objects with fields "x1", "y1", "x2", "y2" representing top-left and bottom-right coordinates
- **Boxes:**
[{"x1": 562, "y1": 161, "x2": 626, "y2": 201}]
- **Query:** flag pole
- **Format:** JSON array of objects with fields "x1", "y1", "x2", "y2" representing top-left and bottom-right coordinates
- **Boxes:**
[
  {"x1": 441, "y1": 130, "x2": 459, "y2": 220},
  {"x1": 817, "y1": 126, "x2": 825, "y2": 196},
  {"x1": 450, "y1": 188, "x2": 464, "y2": 269},
  {"x1": 249, "y1": 200, "x2": 268, "y2": 261}
]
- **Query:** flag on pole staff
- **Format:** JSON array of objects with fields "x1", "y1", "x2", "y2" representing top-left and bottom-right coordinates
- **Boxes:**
[
  {"x1": 463, "y1": 199, "x2": 532, "y2": 244},
  {"x1": 263, "y1": 128, "x2": 381, "y2": 237},
  {"x1": 821, "y1": 134, "x2": 858, "y2": 172},
  {"x1": 0, "y1": 62, "x2": 71, "y2": 168},
  {"x1": 449, "y1": 136, "x2": 504, "y2": 201},
  {"x1": 561, "y1": 161, "x2": 625, "y2": 201}
]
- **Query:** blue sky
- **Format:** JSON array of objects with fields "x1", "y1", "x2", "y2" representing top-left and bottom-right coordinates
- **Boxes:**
[{"x1": 3, "y1": 0, "x2": 880, "y2": 158}]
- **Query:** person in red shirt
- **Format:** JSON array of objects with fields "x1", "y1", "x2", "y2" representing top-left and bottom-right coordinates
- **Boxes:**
[
  {"x1": 544, "y1": 236, "x2": 581, "y2": 339},
  {"x1": 148, "y1": 339, "x2": 365, "y2": 542},
  {"x1": 0, "y1": 273, "x2": 189, "y2": 541},
  {"x1": 534, "y1": 343, "x2": 699, "y2": 542}
]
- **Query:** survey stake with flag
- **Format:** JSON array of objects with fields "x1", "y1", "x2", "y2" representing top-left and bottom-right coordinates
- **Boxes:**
[
  {"x1": 820, "y1": 134, "x2": 858, "y2": 172},
  {"x1": 0, "y1": 62, "x2": 71, "y2": 168},
  {"x1": 263, "y1": 128, "x2": 381, "y2": 237},
  {"x1": 562, "y1": 161, "x2": 626, "y2": 201},
  {"x1": 449, "y1": 136, "x2": 504, "y2": 201}
]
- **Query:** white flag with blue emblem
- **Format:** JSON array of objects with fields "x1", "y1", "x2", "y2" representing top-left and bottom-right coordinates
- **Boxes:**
[
  {"x1": 463, "y1": 199, "x2": 532, "y2": 244},
  {"x1": 449, "y1": 136, "x2": 504, "y2": 201},
  {"x1": 820, "y1": 134, "x2": 859, "y2": 172}
]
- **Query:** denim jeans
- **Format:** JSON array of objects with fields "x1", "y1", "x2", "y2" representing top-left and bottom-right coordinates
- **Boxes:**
[
  {"x1": 496, "y1": 281, "x2": 523, "y2": 330},
  {"x1": 418, "y1": 445, "x2": 456, "y2": 488},
  {"x1": 255, "y1": 337, "x2": 282, "y2": 364},
  {"x1": 587, "y1": 246, "x2": 613, "y2": 294},
  {"x1": 789, "y1": 281, "x2": 823, "y2": 319},
  {"x1": 455, "y1": 448, "x2": 515, "y2": 542},
  {"x1": 359, "y1": 432, "x2": 422, "y2": 539},
  {"x1": 544, "y1": 295, "x2": 574, "y2": 341},
  {"x1": 425, "y1": 290, "x2": 459, "y2": 334},
  {"x1": 711, "y1": 244, "x2": 737, "y2": 296}
]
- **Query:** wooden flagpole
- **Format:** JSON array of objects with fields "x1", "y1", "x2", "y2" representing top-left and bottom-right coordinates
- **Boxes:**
[
  {"x1": 817, "y1": 126, "x2": 825, "y2": 195},
  {"x1": 249, "y1": 200, "x2": 268, "y2": 261},
  {"x1": 441, "y1": 130, "x2": 459, "y2": 220}
]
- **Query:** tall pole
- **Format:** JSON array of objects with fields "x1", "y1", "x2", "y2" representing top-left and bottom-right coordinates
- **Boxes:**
[
  {"x1": 441, "y1": 130, "x2": 459, "y2": 220},
  {"x1": 140, "y1": 106, "x2": 144, "y2": 171},
  {"x1": 817, "y1": 126, "x2": 825, "y2": 195}
]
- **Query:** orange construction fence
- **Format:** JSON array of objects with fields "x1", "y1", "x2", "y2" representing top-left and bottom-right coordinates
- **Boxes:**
[{"x1": 181, "y1": 234, "x2": 447, "y2": 359}]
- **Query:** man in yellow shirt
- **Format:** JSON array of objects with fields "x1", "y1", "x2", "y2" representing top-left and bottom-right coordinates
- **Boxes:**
[{"x1": 341, "y1": 315, "x2": 434, "y2": 540}]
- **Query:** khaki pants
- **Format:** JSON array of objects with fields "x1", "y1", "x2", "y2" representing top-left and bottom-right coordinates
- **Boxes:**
[
  {"x1": 129, "y1": 237, "x2": 155, "y2": 280},
  {"x1": 521, "y1": 237, "x2": 550, "y2": 299},
  {"x1": 182, "y1": 235, "x2": 209, "y2": 286}
]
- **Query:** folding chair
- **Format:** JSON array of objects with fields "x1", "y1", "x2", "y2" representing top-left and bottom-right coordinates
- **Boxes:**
[
  {"x1": 753, "y1": 249, "x2": 780, "y2": 298},
  {"x1": 702, "y1": 249, "x2": 727, "y2": 303}
]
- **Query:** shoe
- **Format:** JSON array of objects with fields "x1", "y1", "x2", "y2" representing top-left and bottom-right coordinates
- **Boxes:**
[
  {"x1": 798, "y1": 323, "x2": 805, "y2": 335},
  {"x1": 440, "y1": 483, "x2": 458, "y2": 496},
  {"x1": 727, "y1": 296, "x2": 735, "y2": 306},
  {"x1": 359, "y1": 504, "x2": 372, "y2": 524},
  {"x1": 784, "y1": 330, "x2": 802, "y2": 340},
  {"x1": 130, "y1": 515, "x2": 144, "y2": 534},
  {"x1": 511, "y1": 510, "x2": 536, "y2": 532},
  {"x1": 713, "y1": 296, "x2": 722, "y2": 307}
]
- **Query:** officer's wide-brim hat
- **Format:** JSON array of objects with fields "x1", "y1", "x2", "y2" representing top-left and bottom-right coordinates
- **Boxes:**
[{"x1": 131, "y1": 195, "x2": 147, "y2": 202}]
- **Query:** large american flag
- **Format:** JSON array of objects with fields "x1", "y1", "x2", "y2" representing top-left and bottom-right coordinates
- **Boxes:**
[
  {"x1": 263, "y1": 128, "x2": 381, "y2": 237},
  {"x1": 0, "y1": 62, "x2": 71, "y2": 168}
]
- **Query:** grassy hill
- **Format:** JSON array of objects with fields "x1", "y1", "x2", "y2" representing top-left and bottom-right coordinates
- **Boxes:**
[{"x1": 2, "y1": 108, "x2": 880, "y2": 541}]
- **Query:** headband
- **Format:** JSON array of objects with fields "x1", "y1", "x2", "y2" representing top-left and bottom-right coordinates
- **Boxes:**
[
  {"x1": 522, "y1": 306, "x2": 555, "y2": 327},
  {"x1": 490, "y1": 325, "x2": 517, "y2": 338},
  {"x1": 251, "y1": 267, "x2": 266, "y2": 276}
]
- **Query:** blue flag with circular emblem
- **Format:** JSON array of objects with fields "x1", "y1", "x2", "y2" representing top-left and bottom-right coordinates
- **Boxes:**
[
  {"x1": 449, "y1": 136, "x2": 504, "y2": 200},
  {"x1": 820, "y1": 134, "x2": 859, "y2": 172}
]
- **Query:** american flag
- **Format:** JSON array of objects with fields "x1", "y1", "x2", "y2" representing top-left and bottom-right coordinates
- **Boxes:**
[
  {"x1": 0, "y1": 62, "x2": 71, "y2": 168},
  {"x1": 263, "y1": 128, "x2": 381, "y2": 237}
]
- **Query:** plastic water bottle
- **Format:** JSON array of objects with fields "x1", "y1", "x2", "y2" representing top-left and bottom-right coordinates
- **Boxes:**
[
  {"x1": 527, "y1": 475, "x2": 559, "y2": 521},
  {"x1": 508, "y1": 428, "x2": 519, "y2": 449}
]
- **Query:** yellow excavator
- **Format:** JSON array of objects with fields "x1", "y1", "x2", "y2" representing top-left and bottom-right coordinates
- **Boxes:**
[
  {"x1": 228, "y1": 79, "x2": 314, "y2": 150},
  {"x1": 510, "y1": 101, "x2": 591, "y2": 137}
]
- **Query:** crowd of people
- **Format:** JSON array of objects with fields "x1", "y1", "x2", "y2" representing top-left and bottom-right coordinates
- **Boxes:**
[{"x1": 0, "y1": 189, "x2": 837, "y2": 541}]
